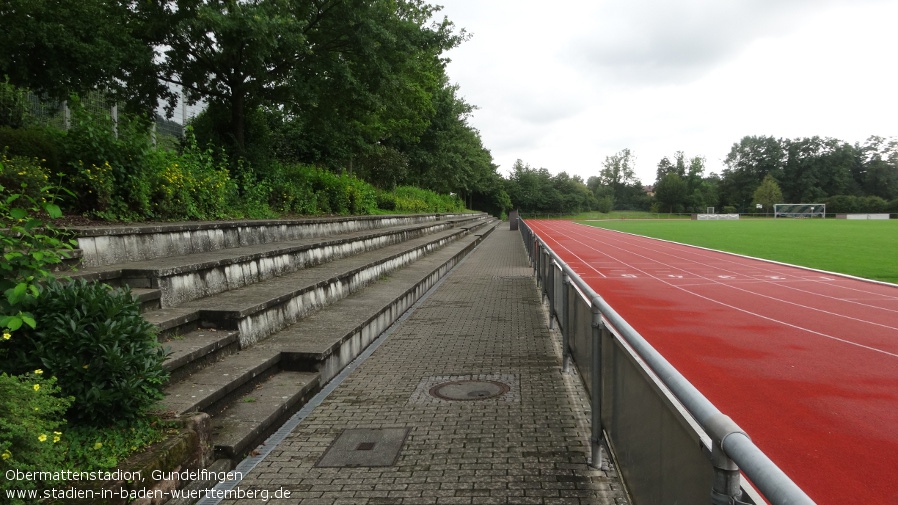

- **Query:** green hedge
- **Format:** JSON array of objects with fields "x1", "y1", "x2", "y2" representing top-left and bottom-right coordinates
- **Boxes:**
[{"x1": 2, "y1": 279, "x2": 168, "y2": 426}]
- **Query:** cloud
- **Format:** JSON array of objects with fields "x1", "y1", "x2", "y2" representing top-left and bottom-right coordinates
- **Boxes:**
[
  {"x1": 438, "y1": 0, "x2": 898, "y2": 184},
  {"x1": 569, "y1": 0, "x2": 874, "y2": 85}
]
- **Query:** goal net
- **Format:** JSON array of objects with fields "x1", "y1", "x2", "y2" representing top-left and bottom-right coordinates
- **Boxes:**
[{"x1": 774, "y1": 203, "x2": 826, "y2": 218}]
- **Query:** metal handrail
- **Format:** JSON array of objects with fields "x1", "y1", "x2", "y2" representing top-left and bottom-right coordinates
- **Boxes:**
[{"x1": 520, "y1": 219, "x2": 814, "y2": 505}]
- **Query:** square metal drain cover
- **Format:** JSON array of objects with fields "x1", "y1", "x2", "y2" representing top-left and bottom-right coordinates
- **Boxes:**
[{"x1": 316, "y1": 428, "x2": 410, "y2": 467}]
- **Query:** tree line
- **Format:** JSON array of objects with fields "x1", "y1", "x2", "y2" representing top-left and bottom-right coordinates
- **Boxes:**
[
  {"x1": 503, "y1": 135, "x2": 898, "y2": 216},
  {"x1": 3, "y1": 1, "x2": 895, "y2": 219},
  {"x1": 0, "y1": 0, "x2": 510, "y2": 215}
]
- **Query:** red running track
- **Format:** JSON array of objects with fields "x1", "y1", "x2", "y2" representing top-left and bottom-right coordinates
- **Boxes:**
[{"x1": 527, "y1": 220, "x2": 898, "y2": 505}]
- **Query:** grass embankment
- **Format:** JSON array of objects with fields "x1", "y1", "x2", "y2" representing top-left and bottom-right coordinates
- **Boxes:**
[{"x1": 577, "y1": 219, "x2": 898, "y2": 284}]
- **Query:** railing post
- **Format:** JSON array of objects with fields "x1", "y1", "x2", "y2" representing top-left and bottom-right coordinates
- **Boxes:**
[
  {"x1": 561, "y1": 273, "x2": 571, "y2": 372},
  {"x1": 547, "y1": 263, "x2": 555, "y2": 329},
  {"x1": 708, "y1": 415, "x2": 748, "y2": 505},
  {"x1": 589, "y1": 298, "x2": 605, "y2": 469}
]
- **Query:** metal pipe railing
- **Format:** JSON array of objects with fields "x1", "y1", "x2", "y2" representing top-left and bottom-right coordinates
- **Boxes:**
[{"x1": 519, "y1": 218, "x2": 815, "y2": 505}]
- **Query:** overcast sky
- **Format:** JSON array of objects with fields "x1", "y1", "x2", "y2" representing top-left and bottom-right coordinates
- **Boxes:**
[{"x1": 436, "y1": 0, "x2": 898, "y2": 185}]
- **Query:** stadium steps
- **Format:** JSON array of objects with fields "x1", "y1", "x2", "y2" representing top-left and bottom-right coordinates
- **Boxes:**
[
  {"x1": 61, "y1": 213, "x2": 497, "y2": 465},
  {"x1": 163, "y1": 218, "x2": 496, "y2": 460},
  {"x1": 67, "y1": 215, "x2": 485, "y2": 309}
]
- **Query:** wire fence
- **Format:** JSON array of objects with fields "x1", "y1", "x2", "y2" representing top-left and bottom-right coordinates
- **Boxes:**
[{"x1": 5, "y1": 87, "x2": 203, "y2": 148}]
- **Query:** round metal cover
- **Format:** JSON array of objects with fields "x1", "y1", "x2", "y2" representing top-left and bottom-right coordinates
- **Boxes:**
[{"x1": 429, "y1": 380, "x2": 510, "y2": 401}]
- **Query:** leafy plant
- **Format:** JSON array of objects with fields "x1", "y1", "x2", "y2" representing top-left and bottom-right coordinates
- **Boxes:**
[
  {"x1": 0, "y1": 158, "x2": 74, "y2": 339},
  {"x1": 60, "y1": 95, "x2": 154, "y2": 219},
  {"x1": 0, "y1": 126, "x2": 64, "y2": 172},
  {"x1": 1, "y1": 279, "x2": 169, "y2": 426},
  {"x1": 0, "y1": 370, "x2": 72, "y2": 504},
  {"x1": 62, "y1": 417, "x2": 173, "y2": 471},
  {"x1": 0, "y1": 153, "x2": 50, "y2": 203},
  {"x1": 149, "y1": 132, "x2": 237, "y2": 220},
  {"x1": 0, "y1": 77, "x2": 29, "y2": 128}
]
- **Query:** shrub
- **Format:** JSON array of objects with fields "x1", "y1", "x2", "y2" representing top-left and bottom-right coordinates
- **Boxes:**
[
  {"x1": 0, "y1": 153, "x2": 51, "y2": 203},
  {"x1": 861, "y1": 195, "x2": 887, "y2": 213},
  {"x1": 265, "y1": 162, "x2": 318, "y2": 215},
  {"x1": 60, "y1": 95, "x2": 154, "y2": 220},
  {"x1": 0, "y1": 165, "x2": 74, "y2": 339},
  {"x1": 0, "y1": 127, "x2": 64, "y2": 173},
  {"x1": 347, "y1": 177, "x2": 377, "y2": 215},
  {"x1": 391, "y1": 186, "x2": 465, "y2": 213},
  {"x1": 1, "y1": 279, "x2": 168, "y2": 426},
  {"x1": 0, "y1": 371, "x2": 72, "y2": 504},
  {"x1": 886, "y1": 198, "x2": 898, "y2": 214},
  {"x1": 376, "y1": 190, "x2": 397, "y2": 211},
  {"x1": 0, "y1": 78, "x2": 29, "y2": 129},
  {"x1": 150, "y1": 133, "x2": 237, "y2": 220},
  {"x1": 63, "y1": 417, "x2": 171, "y2": 471}
]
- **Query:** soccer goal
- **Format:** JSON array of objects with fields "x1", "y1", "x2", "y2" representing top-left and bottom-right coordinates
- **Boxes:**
[{"x1": 774, "y1": 203, "x2": 826, "y2": 219}]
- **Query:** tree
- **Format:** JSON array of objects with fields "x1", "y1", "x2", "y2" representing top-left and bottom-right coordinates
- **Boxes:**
[
  {"x1": 653, "y1": 173, "x2": 688, "y2": 213},
  {"x1": 720, "y1": 136, "x2": 785, "y2": 211},
  {"x1": 155, "y1": 0, "x2": 464, "y2": 158},
  {"x1": 655, "y1": 156, "x2": 675, "y2": 182},
  {"x1": 399, "y1": 79, "x2": 494, "y2": 198},
  {"x1": 587, "y1": 176, "x2": 615, "y2": 213},
  {"x1": 781, "y1": 137, "x2": 856, "y2": 202},
  {"x1": 0, "y1": 0, "x2": 165, "y2": 113},
  {"x1": 753, "y1": 174, "x2": 783, "y2": 216},
  {"x1": 859, "y1": 136, "x2": 898, "y2": 201},
  {"x1": 600, "y1": 148, "x2": 638, "y2": 189},
  {"x1": 599, "y1": 148, "x2": 646, "y2": 209}
]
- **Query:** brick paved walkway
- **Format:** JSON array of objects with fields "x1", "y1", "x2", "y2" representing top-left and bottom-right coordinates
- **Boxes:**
[{"x1": 220, "y1": 228, "x2": 630, "y2": 505}]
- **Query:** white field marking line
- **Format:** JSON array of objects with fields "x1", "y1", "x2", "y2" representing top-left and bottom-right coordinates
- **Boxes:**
[
  {"x1": 557, "y1": 224, "x2": 898, "y2": 358},
  {"x1": 574, "y1": 222, "x2": 898, "y2": 315},
  {"x1": 530, "y1": 221, "x2": 607, "y2": 278}
]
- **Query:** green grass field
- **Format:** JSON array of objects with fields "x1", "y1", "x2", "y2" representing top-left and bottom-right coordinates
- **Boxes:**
[{"x1": 576, "y1": 219, "x2": 898, "y2": 284}]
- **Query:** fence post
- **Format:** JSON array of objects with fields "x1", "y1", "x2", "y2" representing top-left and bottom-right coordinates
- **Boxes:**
[
  {"x1": 111, "y1": 103, "x2": 118, "y2": 138},
  {"x1": 532, "y1": 239, "x2": 538, "y2": 278},
  {"x1": 708, "y1": 415, "x2": 747, "y2": 505},
  {"x1": 589, "y1": 298, "x2": 605, "y2": 469},
  {"x1": 547, "y1": 262, "x2": 555, "y2": 329},
  {"x1": 561, "y1": 273, "x2": 571, "y2": 372},
  {"x1": 535, "y1": 243, "x2": 541, "y2": 287}
]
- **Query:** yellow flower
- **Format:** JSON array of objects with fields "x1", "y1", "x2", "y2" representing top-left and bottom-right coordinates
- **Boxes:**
[
  {"x1": 33, "y1": 384, "x2": 40, "y2": 391},
  {"x1": 34, "y1": 369, "x2": 43, "y2": 375},
  {"x1": 53, "y1": 432, "x2": 62, "y2": 443},
  {"x1": 82, "y1": 364, "x2": 89, "y2": 369},
  {"x1": 93, "y1": 442, "x2": 103, "y2": 450},
  {"x1": 1, "y1": 450, "x2": 11, "y2": 460},
  {"x1": 38, "y1": 434, "x2": 47, "y2": 443},
  {"x1": 2, "y1": 331, "x2": 10, "y2": 340}
]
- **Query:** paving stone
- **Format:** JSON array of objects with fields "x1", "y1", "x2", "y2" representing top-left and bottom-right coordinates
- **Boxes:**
[{"x1": 219, "y1": 229, "x2": 629, "y2": 505}]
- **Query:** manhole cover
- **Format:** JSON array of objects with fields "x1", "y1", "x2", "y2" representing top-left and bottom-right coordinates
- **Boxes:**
[
  {"x1": 316, "y1": 428, "x2": 410, "y2": 467},
  {"x1": 429, "y1": 380, "x2": 510, "y2": 401}
]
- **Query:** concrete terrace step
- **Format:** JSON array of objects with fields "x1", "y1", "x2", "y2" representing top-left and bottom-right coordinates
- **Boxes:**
[
  {"x1": 148, "y1": 220, "x2": 487, "y2": 345},
  {"x1": 70, "y1": 213, "x2": 476, "y2": 268},
  {"x1": 157, "y1": 219, "x2": 495, "y2": 385},
  {"x1": 273, "y1": 223, "x2": 499, "y2": 383},
  {"x1": 211, "y1": 371, "x2": 319, "y2": 460},
  {"x1": 69, "y1": 214, "x2": 488, "y2": 308},
  {"x1": 163, "y1": 220, "x2": 497, "y2": 462},
  {"x1": 130, "y1": 287, "x2": 162, "y2": 313},
  {"x1": 162, "y1": 328, "x2": 240, "y2": 384}
]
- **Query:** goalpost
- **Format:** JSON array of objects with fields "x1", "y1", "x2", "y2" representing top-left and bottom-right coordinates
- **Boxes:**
[{"x1": 773, "y1": 203, "x2": 826, "y2": 219}]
